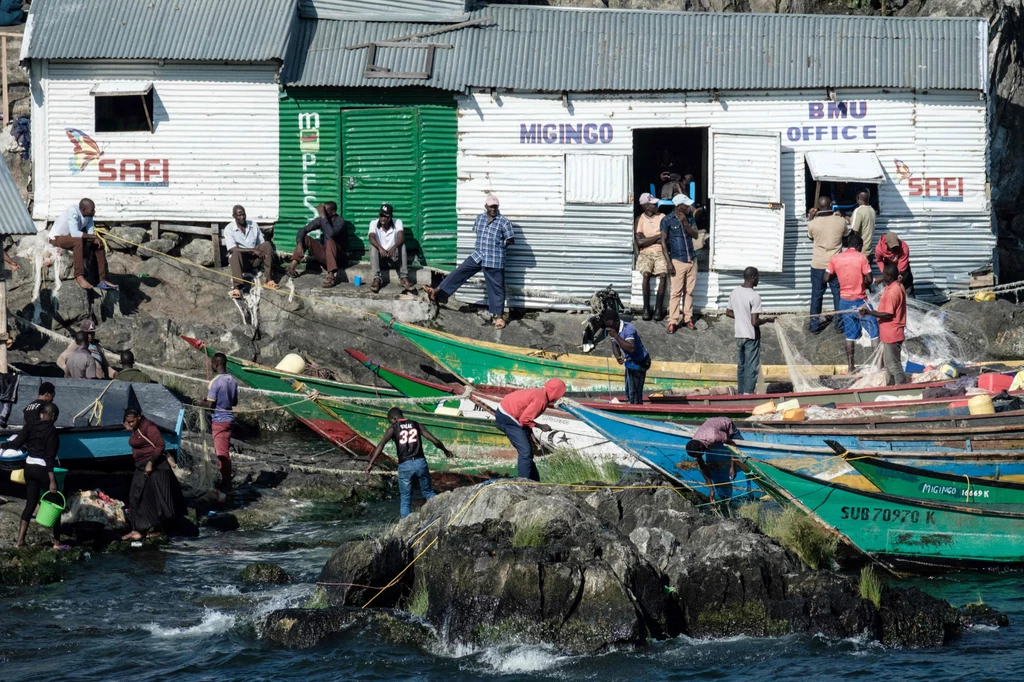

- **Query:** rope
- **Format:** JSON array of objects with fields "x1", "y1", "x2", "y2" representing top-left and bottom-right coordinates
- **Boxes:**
[
  {"x1": 71, "y1": 379, "x2": 116, "y2": 426},
  {"x1": 948, "y1": 280, "x2": 1024, "y2": 298}
]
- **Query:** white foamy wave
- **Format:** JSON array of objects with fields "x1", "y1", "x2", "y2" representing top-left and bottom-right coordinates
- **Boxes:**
[
  {"x1": 209, "y1": 585, "x2": 242, "y2": 596},
  {"x1": 968, "y1": 624, "x2": 1000, "y2": 632},
  {"x1": 143, "y1": 610, "x2": 236, "y2": 638},
  {"x1": 478, "y1": 644, "x2": 568, "y2": 674}
]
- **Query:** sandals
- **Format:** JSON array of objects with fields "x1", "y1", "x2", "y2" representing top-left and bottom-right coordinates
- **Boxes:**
[
  {"x1": 263, "y1": 281, "x2": 281, "y2": 291},
  {"x1": 370, "y1": 277, "x2": 382, "y2": 294},
  {"x1": 422, "y1": 285, "x2": 437, "y2": 301},
  {"x1": 230, "y1": 288, "x2": 242, "y2": 300},
  {"x1": 98, "y1": 280, "x2": 119, "y2": 291},
  {"x1": 494, "y1": 318, "x2": 507, "y2": 330},
  {"x1": 285, "y1": 263, "x2": 299, "y2": 278},
  {"x1": 322, "y1": 272, "x2": 336, "y2": 288},
  {"x1": 400, "y1": 277, "x2": 414, "y2": 291}
]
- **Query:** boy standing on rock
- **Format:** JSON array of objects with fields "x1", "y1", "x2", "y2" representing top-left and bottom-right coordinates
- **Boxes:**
[{"x1": 366, "y1": 407, "x2": 454, "y2": 518}]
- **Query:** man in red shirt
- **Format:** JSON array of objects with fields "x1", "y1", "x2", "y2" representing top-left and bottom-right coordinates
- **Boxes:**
[
  {"x1": 875, "y1": 232, "x2": 913, "y2": 297},
  {"x1": 860, "y1": 263, "x2": 908, "y2": 386},
  {"x1": 824, "y1": 233, "x2": 878, "y2": 372},
  {"x1": 494, "y1": 379, "x2": 567, "y2": 481}
]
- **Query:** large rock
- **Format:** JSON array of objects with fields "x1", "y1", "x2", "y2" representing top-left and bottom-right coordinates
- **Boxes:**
[
  {"x1": 138, "y1": 239, "x2": 179, "y2": 259},
  {"x1": 303, "y1": 483, "x2": 983, "y2": 654},
  {"x1": 262, "y1": 607, "x2": 433, "y2": 650},
  {"x1": 180, "y1": 239, "x2": 216, "y2": 267},
  {"x1": 106, "y1": 226, "x2": 148, "y2": 252}
]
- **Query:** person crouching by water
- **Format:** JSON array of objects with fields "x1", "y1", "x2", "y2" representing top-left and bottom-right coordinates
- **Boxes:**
[
  {"x1": 122, "y1": 408, "x2": 187, "y2": 541},
  {"x1": 602, "y1": 308, "x2": 651, "y2": 405},
  {"x1": 365, "y1": 408, "x2": 454, "y2": 518},
  {"x1": 13, "y1": 402, "x2": 65, "y2": 549},
  {"x1": 495, "y1": 379, "x2": 567, "y2": 481},
  {"x1": 684, "y1": 417, "x2": 738, "y2": 503}
]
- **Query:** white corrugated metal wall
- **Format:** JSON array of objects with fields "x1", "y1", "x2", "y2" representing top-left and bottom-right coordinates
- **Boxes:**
[
  {"x1": 32, "y1": 61, "x2": 280, "y2": 223},
  {"x1": 455, "y1": 89, "x2": 993, "y2": 311}
]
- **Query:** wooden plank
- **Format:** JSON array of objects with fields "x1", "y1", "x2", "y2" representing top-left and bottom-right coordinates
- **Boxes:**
[
  {"x1": 211, "y1": 223, "x2": 222, "y2": 267},
  {"x1": 2, "y1": 35, "x2": 8, "y2": 127},
  {"x1": 0, "y1": 249, "x2": 8, "y2": 373},
  {"x1": 151, "y1": 220, "x2": 160, "y2": 240}
]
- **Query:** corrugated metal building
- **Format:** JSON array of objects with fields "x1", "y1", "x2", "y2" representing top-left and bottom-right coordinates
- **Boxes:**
[
  {"x1": 23, "y1": 0, "x2": 296, "y2": 225},
  {"x1": 293, "y1": 4, "x2": 994, "y2": 308}
]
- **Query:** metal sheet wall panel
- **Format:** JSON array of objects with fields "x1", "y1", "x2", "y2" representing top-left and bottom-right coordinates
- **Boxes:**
[
  {"x1": 287, "y1": 6, "x2": 986, "y2": 92},
  {"x1": 710, "y1": 201, "x2": 786, "y2": 272},
  {"x1": 457, "y1": 89, "x2": 991, "y2": 310},
  {"x1": 299, "y1": 0, "x2": 467, "y2": 21},
  {"x1": 458, "y1": 156, "x2": 565, "y2": 217},
  {"x1": 278, "y1": 90, "x2": 458, "y2": 266},
  {"x1": 710, "y1": 130, "x2": 780, "y2": 201},
  {"x1": 36, "y1": 62, "x2": 279, "y2": 223},
  {"x1": 564, "y1": 154, "x2": 630, "y2": 205},
  {"x1": 454, "y1": 204, "x2": 633, "y2": 310},
  {"x1": 0, "y1": 161, "x2": 36, "y2": 235},
  {"x1": 26, "y1": 0, "x2": 296, "y2": 62}
]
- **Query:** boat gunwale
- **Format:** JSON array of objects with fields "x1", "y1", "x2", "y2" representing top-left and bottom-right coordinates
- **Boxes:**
[
  {"x1": 848, "y1": 455, "x2": 1024, "y2": 492},
  {"x1": 742, "y1": 457, "x2": 1024, "y2": 520}
]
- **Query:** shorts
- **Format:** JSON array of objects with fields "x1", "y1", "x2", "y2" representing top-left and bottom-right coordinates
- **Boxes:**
[
  {"x1": 839, "y1": 298, "x2": 879, "y2": 342},
  {"x1": 636, "y1": 249, "x2": 668, "y2": 276}
]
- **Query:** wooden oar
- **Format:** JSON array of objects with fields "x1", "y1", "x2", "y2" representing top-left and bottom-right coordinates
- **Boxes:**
[{"x1": 824, "y1": 439, "x2": 851, "y2": 459}]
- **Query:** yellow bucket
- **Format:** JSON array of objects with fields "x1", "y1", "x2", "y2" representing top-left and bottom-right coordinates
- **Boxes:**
[
  {"x1": 275, "y1": 353, "x2": 307, "y2": 375},
  {"x1": 968, "y1": 394, "x2": 995, "y2": 415}
]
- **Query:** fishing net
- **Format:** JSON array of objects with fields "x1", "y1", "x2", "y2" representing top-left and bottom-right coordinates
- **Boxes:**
[
  {"x1": 177, "y1": 405, "x2": 219, "y2": 493},
  {"x1": 770, "y1": 289, "x2": 989, "y2": 392}
]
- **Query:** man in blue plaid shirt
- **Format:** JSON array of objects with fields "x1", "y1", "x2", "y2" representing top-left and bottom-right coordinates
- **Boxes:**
[{"x1": 425, "y1": 194, "x2": 515, "y2": 329}]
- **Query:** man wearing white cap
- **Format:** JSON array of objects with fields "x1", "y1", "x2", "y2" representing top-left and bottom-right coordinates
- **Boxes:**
[
  {"x1": 634, "y1": 193, "x2": 667, "y2": 321},
  {"x1": 660, "y1": 194, "x2": 700, "y2": 332},
  {"x1": 425, "y1": 194, "x2": 515, "y2": 329}
]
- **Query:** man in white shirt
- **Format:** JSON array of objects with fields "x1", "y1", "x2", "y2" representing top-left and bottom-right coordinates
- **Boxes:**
[
  {"x1": 48, "y1": 198, "x2": 116, "y2": 291},
  {"x1": 726, "y1": 267, "x2": 774, "y2": 394},
  {"x1": 847, "y1": 190, "x2": 876, "y2": 260},
  {"x1": 367, "y1": 203, "x2": 411, "y2": 293},
  {"x1": 224, "y1": 205, "x2": 280, "y2": 298}
]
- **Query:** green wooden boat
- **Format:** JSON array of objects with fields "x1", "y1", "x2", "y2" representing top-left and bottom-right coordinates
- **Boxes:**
[
  {"x1": 741, "y1": 457, "x2": 1024, "y2": 569},
  {"x1": 314, "y1": 397, "x2": 519, "y2": 477},
  {"x1": 379, "y1": 313, "x2": 740, "y2": 392},
  {"x1": 182, "y1": 336, "x2": 404, "y2": 457},
  {"x1": 845, "y1": 454, "x2": 1024, "y2": 510}
]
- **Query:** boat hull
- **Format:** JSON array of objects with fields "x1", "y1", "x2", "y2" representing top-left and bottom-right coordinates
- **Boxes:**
[
  {"x1": 744, "y1": 458, "x2": 1024, "y2": 567},
  {"x1": 847, "y1": 456, "x2": 1024, "y2": 510}
]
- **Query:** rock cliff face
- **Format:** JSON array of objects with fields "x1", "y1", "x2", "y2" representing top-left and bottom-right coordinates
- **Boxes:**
[{"x1": 297, "y1": 484, "x2": 969, "y2": 654}]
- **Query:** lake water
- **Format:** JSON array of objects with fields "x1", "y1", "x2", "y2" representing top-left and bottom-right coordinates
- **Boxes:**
[{"x1": 3, "y1": 496, "x2": 1023, "y2": 680}]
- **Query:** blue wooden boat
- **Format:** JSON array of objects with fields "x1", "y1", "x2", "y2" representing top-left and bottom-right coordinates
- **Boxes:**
[
  {"x1": 0, "y1": 377, "x2": 184, "y2": 498},
  {"x1": 561, "y1": 402, "x2": 1024, "y2": 500}
]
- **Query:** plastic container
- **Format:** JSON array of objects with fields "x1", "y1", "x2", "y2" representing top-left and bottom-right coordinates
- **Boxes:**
[
  {"x1": 939, "y1": 364, "x2": 959, "y2": 379},
  {"x1": 353, "y1": 276, "x2": 362, "y2": 287},
  {"x1": 968, "y1": 394, "x2": 996, "y2": 415},
  {"x1": 751, "y1": 401, "x2": 776, "y2": 416},
  {"x1": 904, "y1": 361, "x2": 926, "y2": 374},
  {"x1": 35, "y1": 490, "x2": 65, "y2": 528},
  {"x1": 978, "y1": 373, "x2": 1015, "y2": 393},
  {"x1": 775, "y1": 399, "x2": 800, "y2": 413},
  {"x1": 53, "y1": 467, "x2": 67, "y2": 490},
  {"x1": 782, "y1": 408, "x2": 806, "y2": 422},
  {"x1": 275, "y1": 353, "x2": 307, "y2": 375},
  {"x1": 433, "y1": 406, "x2": 463, "y2": 417},
  {"x1": 10, "y1": 468, "x2": 24, "y2": 484}
]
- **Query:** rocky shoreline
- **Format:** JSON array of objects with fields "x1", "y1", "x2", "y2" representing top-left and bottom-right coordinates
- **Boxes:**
[{"x1": 264, "y1": 482, "x2": 1006, "y2": 653}]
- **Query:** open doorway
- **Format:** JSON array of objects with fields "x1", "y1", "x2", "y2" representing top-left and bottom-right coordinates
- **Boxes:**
[{"x1": 632, "y1": 127, "x2": 709, "y2": 218}]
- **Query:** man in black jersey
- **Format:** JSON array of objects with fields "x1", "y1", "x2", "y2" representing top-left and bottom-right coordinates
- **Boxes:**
[
  {"x1": 23, "y1": 382, "x2": 56, "y2": 425},
  {"x1": 366, "y1": 407, "x2": 454, "y2": 518}
]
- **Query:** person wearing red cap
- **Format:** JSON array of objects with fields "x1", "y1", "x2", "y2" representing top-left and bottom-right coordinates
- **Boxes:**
[
  {"x1": 368, "y1": 203, "x2": 412, "y2": 293},
  {"x1": 424, "y1": 194, "x2": 515, "y2": 329},
  {"x1": 494, "y1": 379, "x2": 567, "y2": 481}
]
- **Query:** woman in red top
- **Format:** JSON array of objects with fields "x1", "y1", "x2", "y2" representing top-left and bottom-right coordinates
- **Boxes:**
[
  {"x1": 860, "y1": 263, "x2": 908, "y2": 386},
  {"x1": 122, "y1": 408, "x2": 187, "y2": 541}
]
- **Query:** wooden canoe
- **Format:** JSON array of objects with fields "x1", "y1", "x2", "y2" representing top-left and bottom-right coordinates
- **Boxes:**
[
  {"x1": 741, "y1": 457, "x2": 1024, "y2": 569},
  {"x1": 846, "y1": 455, "x2": 1024, "y2": 509}
]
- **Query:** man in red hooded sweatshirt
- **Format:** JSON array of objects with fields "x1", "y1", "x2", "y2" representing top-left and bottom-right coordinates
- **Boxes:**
[{"x1": 494, "y1": 379, "x2": 567, "y2": 481}]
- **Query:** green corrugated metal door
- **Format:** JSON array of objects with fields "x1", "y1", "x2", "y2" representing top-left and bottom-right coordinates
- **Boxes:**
[
  {"x1": 417, "y1": 107, "x2": 457, "y2": 268},
  {"x1": 340, "y1": 108, "x2": 418, "y2": 259}
]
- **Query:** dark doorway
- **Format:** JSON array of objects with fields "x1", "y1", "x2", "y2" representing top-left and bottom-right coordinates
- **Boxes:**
[{"x1": 632, "y1": 127, "x2": 708, "y2": 218}]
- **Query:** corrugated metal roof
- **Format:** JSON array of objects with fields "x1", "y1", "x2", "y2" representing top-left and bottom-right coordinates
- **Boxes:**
[
  {"x1": 285, "y1": 5, "x2": 986, "y2": 92},
  {"x1": 299, "y1": 0, "x2": 469, "y2": 22},
  {"x1": 25, "y1": 0, "x2": 298, "y2": 62},
  {"x1": 0, "y1": 161, "x2": 36, "y2": 236}
]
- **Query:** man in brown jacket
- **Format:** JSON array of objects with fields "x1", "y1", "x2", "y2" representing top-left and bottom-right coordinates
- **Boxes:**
[{"x1": 806, "y1": 196, "x2": 847, "y2": 334}]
